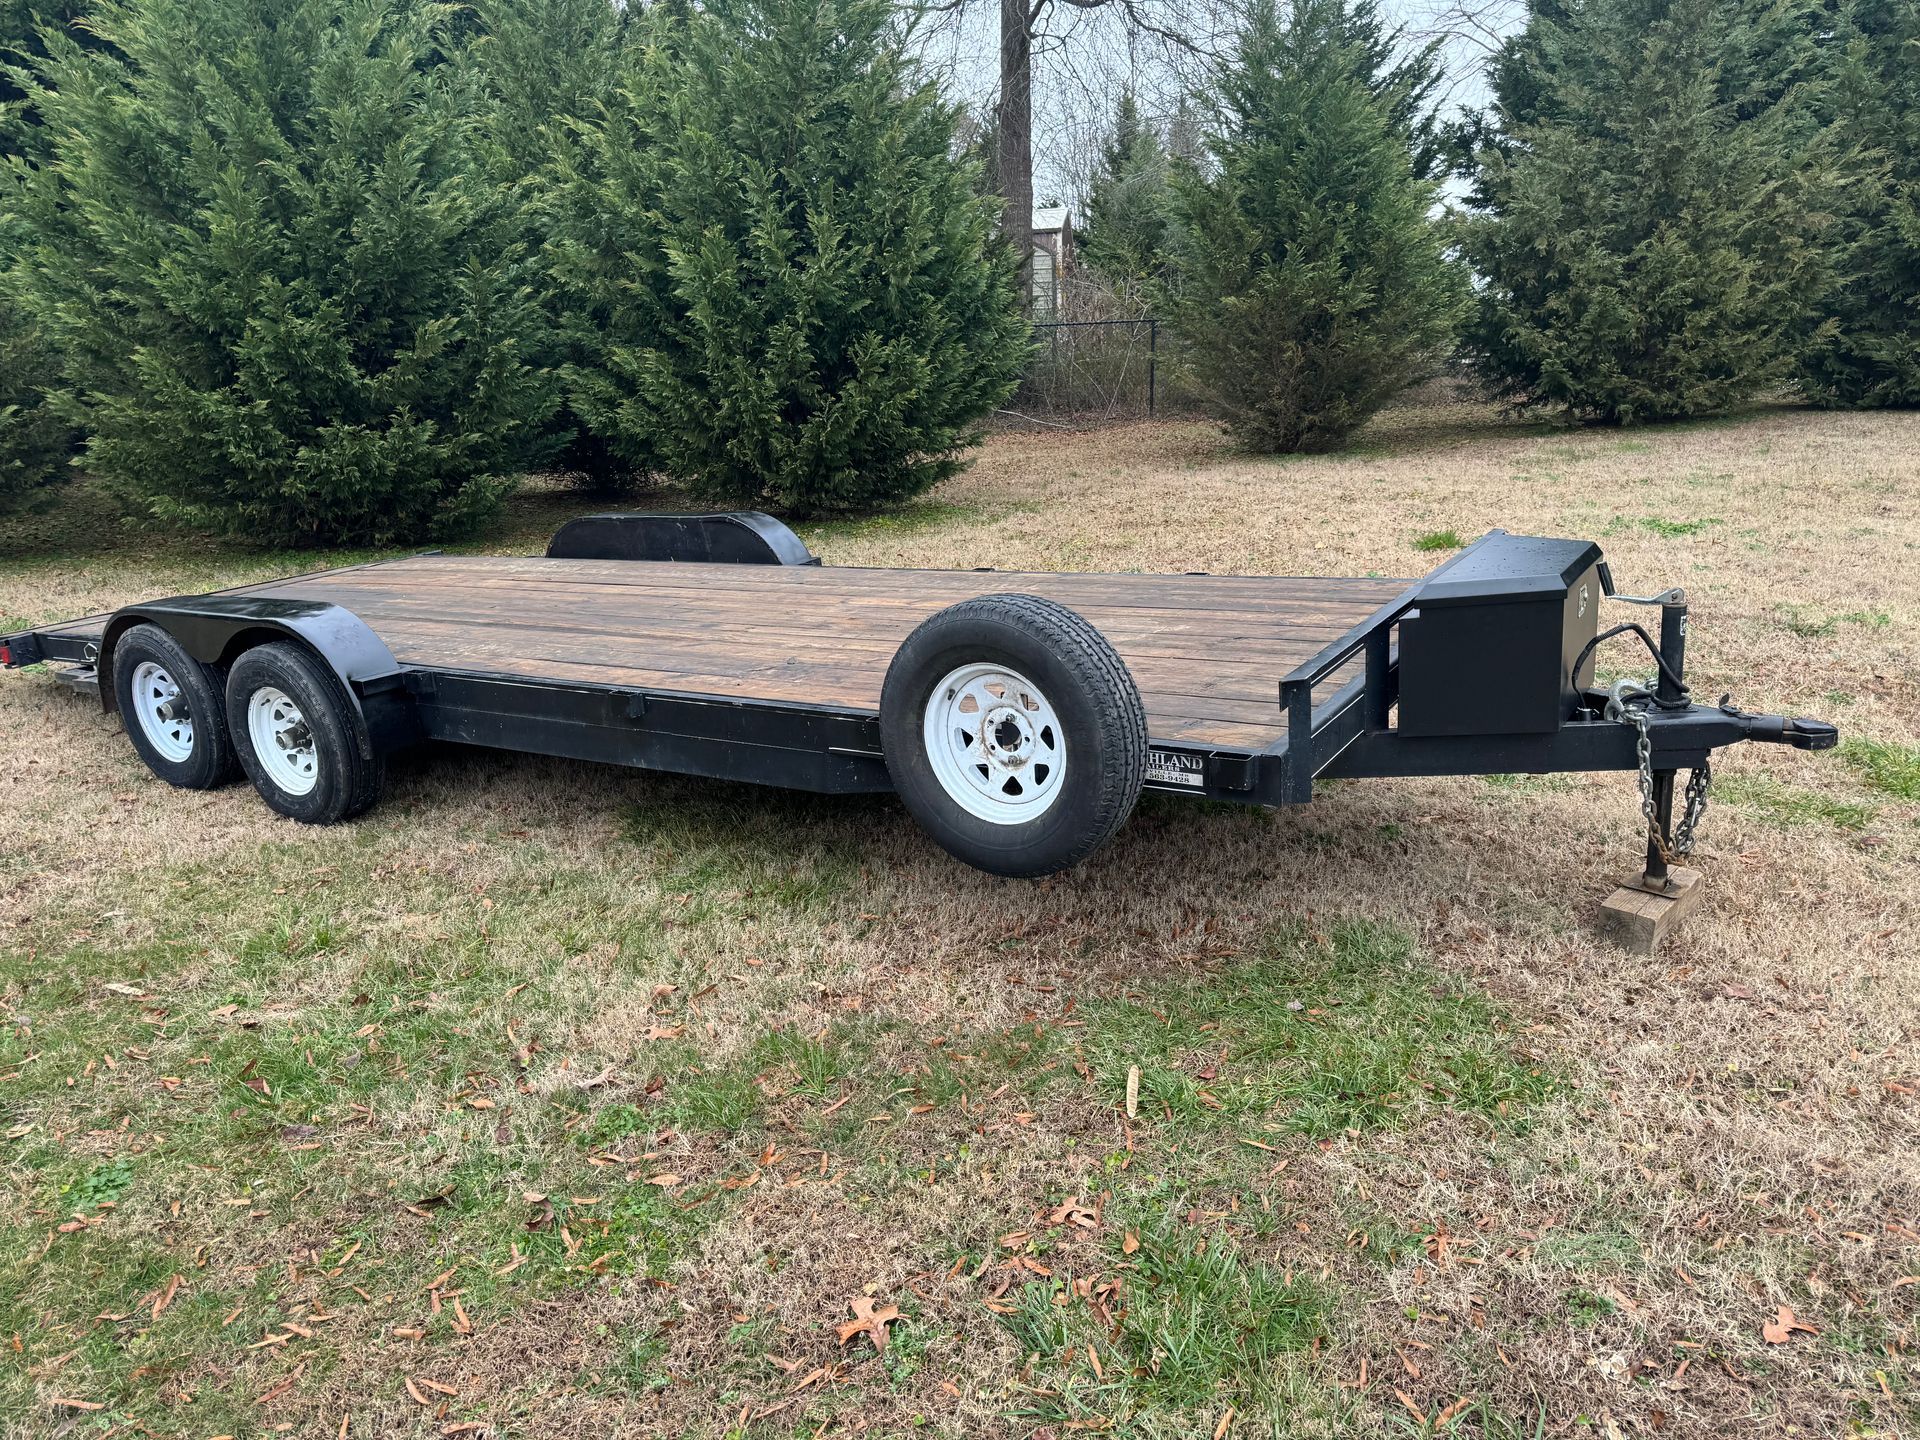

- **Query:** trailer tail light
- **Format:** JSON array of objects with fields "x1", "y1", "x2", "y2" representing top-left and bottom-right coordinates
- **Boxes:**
[{"x1": 0, "y1": 643, "x2": 11, "y2": 667}]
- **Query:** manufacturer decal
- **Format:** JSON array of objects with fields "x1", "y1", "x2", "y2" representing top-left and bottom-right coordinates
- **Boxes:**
[{"x1": 1145, "y1": 749, "x2": 1205, "y2": 789}]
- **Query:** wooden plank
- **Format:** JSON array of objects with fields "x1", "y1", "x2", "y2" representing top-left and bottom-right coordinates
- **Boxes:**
[
  {"x1": 29, "y1": 553, "x2": 1407, "y2": 753},
  {"x1": 283, "y1": 571, "x2": 1388, "y2": 627},
  {"x1": 356, "y1": 553, "x2": 1410, "y2": 594},
  {"x1": 275, "y1": 589, "x2": 1358, "y2": 671},
  {"x1": 381, "y1": 623, "x2": 1291, "y2": 719},
  {"x1": 285, "y1": 556, "x2": 1409, "y2": 612}
]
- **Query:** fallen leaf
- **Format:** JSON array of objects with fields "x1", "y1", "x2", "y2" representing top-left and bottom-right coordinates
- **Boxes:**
[
  {"x1": 834, "y1": 1296, "x2": 902, "y2": 1353},
  {"x1": 1761, "y1": 1305, "x2": 1819, "y2": 1344},
  {"x1": 151, "y1": 1274, "x2": 183, "y2": 1318},
  {"x1": 1044, "y1": 1198, "x2": 1098, "y2": 1230}
]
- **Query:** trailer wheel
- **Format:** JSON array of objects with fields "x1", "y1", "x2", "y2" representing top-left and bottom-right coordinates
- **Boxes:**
[
  {"x1": 112, "y1": 623, "x2": 237, "y2": 789},
  {"x1": 225, "y1": 642, "x2": 383, "y2": 823},
  {"x1": 880, "y1": 594, "x2": 1147, "y2": 877}
]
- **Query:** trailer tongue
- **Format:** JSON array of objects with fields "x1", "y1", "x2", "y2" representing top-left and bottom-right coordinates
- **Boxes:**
[{"x1": 2, "y1": 518, "x2": 1834, "y2": 936}]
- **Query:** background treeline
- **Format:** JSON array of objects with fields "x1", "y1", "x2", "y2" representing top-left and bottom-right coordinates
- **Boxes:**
[
  {"x1": 1, "y1": 0, "x2": 1916, "y2": 544},
  {"x1": 0, "y1": 0, "x2": 1029, "y2": 542},
  {"x1": 1083, "y1": 0, "x2": 1918, "y2": 442}
]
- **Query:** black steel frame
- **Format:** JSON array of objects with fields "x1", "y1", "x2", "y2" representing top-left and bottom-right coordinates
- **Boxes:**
[{"x1": 0, "y1": 530, "x2": 1832, "y2": 812}]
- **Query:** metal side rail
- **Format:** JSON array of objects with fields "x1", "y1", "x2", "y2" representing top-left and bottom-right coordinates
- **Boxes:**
[
  {"x1": 1322, "y1": 697, "x2": 1836, "y2": 781},
  {"x1": 1269, "y1": 531, "x2": 1838, "y2": 802},
  {"x1": 1268, "y1": 548, "x2": 1473, "y2": 801}
]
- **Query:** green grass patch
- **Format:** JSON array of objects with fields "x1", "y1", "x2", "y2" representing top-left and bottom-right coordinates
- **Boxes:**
[
  {"x1": 1840, "y1": 738, "x2": 1920, "y2": 801},
  {"x1": 1606, "y1": 515, "x2": 1721, "y2": 538},
  {"x1": 1714, "y1": 773, "x2": 1876, "y2": 830},
  {"x1": 1562, "y1": 1287, "x2": 1617, "y2": 1326},
  {"x1": 996, "y1": 1199, "x2": 1332, "y2": 1426},
  {"x1": 1535, "y1": 1224, "x2": 1640, "y2": 1272},
  {"x1": 1412, "y1": 529, "x2": 1463, "y2": 552},
  {"x1": 620, "y1": 784, "x2": 867, "y2": 918},
  {"x1": 795, "y1": 499, "x2": 1000, "y2": 547},
  {"x1": 1067, "y1": 920, "x2": 1555, "y2": 1139},
  {"x1": 1776, "y1": 606, "x2": 1892, "y2": 640}
]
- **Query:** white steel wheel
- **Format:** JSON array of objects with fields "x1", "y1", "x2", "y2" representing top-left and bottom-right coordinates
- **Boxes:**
[
  {"x1": 130, "y1": 660, "x2": 195, "y2": 763},
  {"x1": 246, "y1": 686, "x2": 320, "y2": 797},
  {"x1": 921, "y1": 662, "x2": 1067, "y2": 824}
]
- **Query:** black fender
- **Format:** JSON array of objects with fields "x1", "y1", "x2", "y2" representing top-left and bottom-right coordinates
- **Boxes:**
[
  {"x1": 547, "y1": 511, "x2": 819, "y2": 566},
  {"x1": 100, "y1": 597, "x2": 417, "y2": 758}
]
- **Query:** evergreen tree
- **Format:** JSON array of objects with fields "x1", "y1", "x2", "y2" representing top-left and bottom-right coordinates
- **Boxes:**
[
  {"x1": 472, "y1": 0, "x2": 625, "y2": 164},
  {"x1": 469, "y1": 0, "x2": 631, "y2": 482},
  {"x1": 10, "y1": 0, "x2": 557, "y2": 544},
  {"x1": 1162, "y1": 0, "x2": 1465, "y2": 454},
  {"x1": 1, "y1": 0, "x2": 91, "y2": 497},
  {"x1": 0, "y1": 0, "x2": 92, "y2": 157},
  {"x1": 1081, "y1": 91, "x2": 1174, "y2": 286},
  {"x1": 954, "y1": 104, "x2": 1003, "y2": 203},
  {"x1": 0, "y1": 270, "x2": 70, "y2": 506},
  {"x1": 1799, "y1": 0, "x2": 1920, "y2": 406},
  {"x1": 1337, "y1": 0, "x2": 1446, "y2": 180},
  {"x1": 550, "y1": 0, "x2": 1029, "y2": 514},
  {"x1": 1459, "y1": 0, "x2": 1839, "y2": 424}
]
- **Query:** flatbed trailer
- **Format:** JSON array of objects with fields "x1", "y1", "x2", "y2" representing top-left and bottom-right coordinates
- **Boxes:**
[{"x1": 2, "y1": 515, "x2": 1836, "y2": 891}]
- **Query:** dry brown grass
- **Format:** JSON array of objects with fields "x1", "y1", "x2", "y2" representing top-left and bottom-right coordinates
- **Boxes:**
[{"x1": 2, "y1": 398, "x2": 1916, "y2": 1440}]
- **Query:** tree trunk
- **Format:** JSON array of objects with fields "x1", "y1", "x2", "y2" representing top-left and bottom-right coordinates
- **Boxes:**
[{"x1": 998, "y1": 0, "x2": 1033, "y2": 310}]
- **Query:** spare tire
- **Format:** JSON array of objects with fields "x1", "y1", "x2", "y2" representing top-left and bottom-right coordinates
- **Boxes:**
[{"x1": 880, "y1": 593, "x2": 1147, "y2": 877}]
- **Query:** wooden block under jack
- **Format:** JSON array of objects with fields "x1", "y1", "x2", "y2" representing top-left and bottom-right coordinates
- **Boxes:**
[{"x1": 1598, "y1": 867, "x2": 1705, "y2": 954}]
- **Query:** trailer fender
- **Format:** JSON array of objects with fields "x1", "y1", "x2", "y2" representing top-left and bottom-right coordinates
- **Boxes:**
[
  {"x1": 546, "y1": 511, "x2": 819, "y2": 566},
  {"x1": 99, "y1": 597, "x2": 416, "y2": 759}
]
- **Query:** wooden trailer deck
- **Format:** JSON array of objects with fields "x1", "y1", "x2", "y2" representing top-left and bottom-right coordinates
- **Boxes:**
[{"x1": 31, "y1": 555, "x2": 1412, "y2": 752}]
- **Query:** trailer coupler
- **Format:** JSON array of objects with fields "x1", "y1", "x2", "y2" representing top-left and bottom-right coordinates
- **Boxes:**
[
  {"x1": 1587, "y1": 690, "x2": 1837, "y2": 765},
  {"x1": 1728, "y1": 707, "x2": 1839, "y2": 751}
]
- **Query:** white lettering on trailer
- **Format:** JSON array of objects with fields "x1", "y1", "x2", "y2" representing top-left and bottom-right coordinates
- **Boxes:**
[{"x1": 1145, "y1": 749, "x2": 1205, "y2": 789}]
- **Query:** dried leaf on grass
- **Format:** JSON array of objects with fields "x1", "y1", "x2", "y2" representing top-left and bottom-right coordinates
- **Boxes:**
[
  {"x1": 834, "y1": 1296, "x2": 902, "y2": 1353},
  {"x1": 1044, "y1": 1198, "x2": 1098, "y2": 1230},
  {"x1": 1761, "y1": 1306, "x2": 1819, "y2": 1344}
]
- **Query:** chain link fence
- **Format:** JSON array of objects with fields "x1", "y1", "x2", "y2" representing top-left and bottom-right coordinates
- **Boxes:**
[
  {"x1": 1004, "y1": 318, "x2": 1161, "y2": 424},
  {"x1": 1000, "y1": 277, "x2": 1204, "y2": 426}
]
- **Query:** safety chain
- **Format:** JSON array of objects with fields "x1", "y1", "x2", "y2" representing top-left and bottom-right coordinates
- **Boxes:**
[{"x1": 1604, "y1": 681, "x2": 1712, "y2": 864}]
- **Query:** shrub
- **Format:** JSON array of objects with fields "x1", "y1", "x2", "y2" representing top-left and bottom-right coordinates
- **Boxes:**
[
  {"x1": 469, "y1": 0, "x2": 635, "y2": 484},
  {"x1": 0, "y1": 288, "x2": 70, "y2": 507},
  {"x1": 0, "y1": 0, "x2": 94, "y2": 158},
  {"x1": 1458, "y1": 0, "x2": 1839, "y2": 423},
  {"x1": 10, "y1": 0, "x2": 558, "y2": 545},
  {"x1": 550, "y1": 0, "x2": 1028, "y2": 515},
  {"x1": 1798, "y1": 0, "x2": 1920, "y2": 407},
  {"x1": 1, "y1": 0, "x2": 88, "y2": 500},
  {"x1": 1161, "y1": 0, "x2": 1465, "y2": 454},
  {"x1": 1082, "y1": 91, "x2": 1175, "y2": 287}
]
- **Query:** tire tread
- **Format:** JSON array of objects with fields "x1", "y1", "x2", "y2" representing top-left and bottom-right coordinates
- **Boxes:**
[{"x1": 880, "y1": 592, "x2": 1147, "y2": 875}]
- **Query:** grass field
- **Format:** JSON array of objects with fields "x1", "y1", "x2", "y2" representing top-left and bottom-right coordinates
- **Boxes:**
[{"x1": 1, "y1": 398, "x2": 1916, "y2": 1440}]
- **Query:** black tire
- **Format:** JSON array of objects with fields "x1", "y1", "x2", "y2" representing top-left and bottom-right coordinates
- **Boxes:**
[
  {"x1": 111, "y1": 623, "x2": 238, "y2": 790},
  {"x1": 225, "y1": 642, "x2": 383, "y2": 824},
  {"x1": 880, "y1": 593, "x2": 1147, "y2": 877}
]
